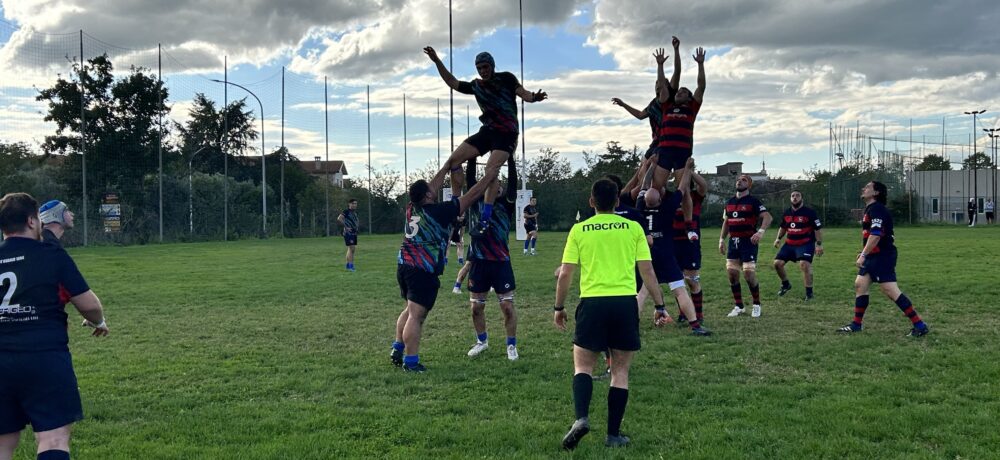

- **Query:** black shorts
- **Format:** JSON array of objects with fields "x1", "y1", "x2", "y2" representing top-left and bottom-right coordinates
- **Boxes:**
[
  {"x1": 344, "y1": 232, "x2": 358, "y2": 246},
  {"x1": 775, "y1": 242, "x2": 815, "y2": 263},
  {"x1": 524, "y1": 221, "x2": 537, "y2": 233},
  {"x1": 647, "y1": 240, "x2": 684, "y2": 285},
  {"x1": 450, "y1": 226, "x2": 463, "y2": 244},
  {"x1": 644, "y1": 140, "x2": 657, "y2": 159},
  {"x1": 654, "y1": 146, "x2": 692, "y2": 172},
  {"x1": 673, "y1": 238, "x2": 702, "y2": 271},
  {"x1": 574, "y1": 296, "x2": 641, "y2": 352},
  {"x1": 0, "y1": 351, "x2": 84, "y2": 434},
  {"x1": 987, "y1": 212, "x2": 995, "y2": 220},
  {"x1": 726, "y1": 237, "x2": 759, "y2": 263},
  {"x1": 467, "y1": 260, "x2": 516, "y2": 294},
  {"x1": 465, "y1": 127, "x2": 519, "y2": 156},
  {"x1": 397, "y1": 265, "x2": 441, "y2": 310},
  {"x1": 858, "y1": 249, "x2": 897, "y2": 283}
]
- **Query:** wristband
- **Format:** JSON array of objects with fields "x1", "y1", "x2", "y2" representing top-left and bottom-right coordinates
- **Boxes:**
[
  {"x1": 816, "y1": 241, "x2": 823, "y2": 246},
  {"x1": 554, "y1": 305, "x2": 565, "y2": 312},
  {"x1": 86, "y1": 318, "x2": 106, "y2": 328},
  {"x1": 654, "y1": 304, "x2": 666, "y2": 312},
  {"x1": 858, "y1": 252, "x2": 867, "y2": 258},
  {"x1": 756, "y1": 229, "x2": 765, "y2": 235}
]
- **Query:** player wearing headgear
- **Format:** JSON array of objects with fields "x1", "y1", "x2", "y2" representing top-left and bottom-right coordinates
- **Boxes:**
[
  {"x1": 389, "y1": 165, "x2": 489, "y2": 373},
  {"x1": 837, "y1": 182, "x2": 930, "y2": 336},
  {"x1": 423, "y1": 46, "x2": 547, "y2": 239},
  {"x1": 38, "y1": 200, "x2": 75, "y2": 247},
  {"x1": 720, "y1": 174, "x2": 772, "y2": 318},
  {"x1": 773, "y1": 190, "x2": 824, "y2": 300}
]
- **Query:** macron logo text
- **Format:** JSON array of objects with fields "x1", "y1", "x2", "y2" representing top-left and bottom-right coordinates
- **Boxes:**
[{"x1": 581, "y1": 222, "x2": 629, "y2": 232}]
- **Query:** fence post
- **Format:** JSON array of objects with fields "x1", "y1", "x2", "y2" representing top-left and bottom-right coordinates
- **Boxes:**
[{"x1": 79, "y1": 30, "x2": 88, "y2": 246}]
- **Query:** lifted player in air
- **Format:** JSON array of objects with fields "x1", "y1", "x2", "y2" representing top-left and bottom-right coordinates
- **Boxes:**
[
  {"x1": 424, "y1": 46, "x2": 546, "y2": 237},
  {"x1": 611, "y1": 36, "x2": 681, "y2": 164},
  {"x1": 645, "y1": 37, "x2": 706, "y2": 244},
  {"x1": 389, "y1": 165, "x2": 490, "y2": 373},
  {"x1": 773, "y1": 190, "x2": 824, "y2": 300},
  {"x1": 837, "y1": 182, "x2": 930, "y2": 337},
  {"x1": 719, "y1": 175, "x2": 773, "y2": 318},
  {"x1": 464, "y1": 159, "x2": 521, "y2": 361},
  {"x1": 671, "y1": 159, "x2": 709, "y2": 324}
]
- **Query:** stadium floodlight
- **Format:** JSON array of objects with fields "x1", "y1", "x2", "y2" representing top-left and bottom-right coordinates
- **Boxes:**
[{"x1": 211, "y1": 78, "x2": 268, "y2": 238}]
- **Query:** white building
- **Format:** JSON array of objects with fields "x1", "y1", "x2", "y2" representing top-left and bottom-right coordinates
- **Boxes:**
[{"x1": 907, "y1": 169, "x2": 998, "y2": 222}]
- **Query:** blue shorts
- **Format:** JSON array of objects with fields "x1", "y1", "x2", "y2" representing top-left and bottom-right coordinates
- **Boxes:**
[
  {"x1": 0, "y1": 351, "x2": 84, "y2": 434},
  {"x1": 775, "y1": 242, "x2": 815, "y2": 263},
  {"x1": 468, "y1": 260, "x2": 516, "y2": 294},
  {"x1": 858, "y1": 249, "x2": 897, "y2": 283},
  {"x1": 344, "y1": 232, "x2": 358, "y2": 246},
  {"x1": 673, "y1": 238, "x2": 701, "y2": 270},
  {"x1": 645, "y1": 240, "x2": 684, "y2": 286},
  {"x1": 726, "y1": 237, "x2": 759, "y2": 263},
  {"x1": 654, "y1": 146, "x2": 691, "y2": 172}
]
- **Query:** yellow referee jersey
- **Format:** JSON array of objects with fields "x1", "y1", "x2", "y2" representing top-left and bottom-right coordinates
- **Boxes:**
[{"x1": 561, "y1": 213, "x2": 651, "y2": 298}]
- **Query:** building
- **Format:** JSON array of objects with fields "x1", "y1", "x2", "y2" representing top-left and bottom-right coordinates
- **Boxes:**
[
  {"x1": 908, "y1": 169, "x2": 998, "y2": 223},
  {"x1": 701, "y1": 161, "x2": 770, "y2": 202},
  {"x1": 301, "y1": 157, "x2": 348, "y2": 187}
]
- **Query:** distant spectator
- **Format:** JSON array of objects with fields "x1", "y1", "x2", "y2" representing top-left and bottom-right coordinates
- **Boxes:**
[
  {"x1": 986, "y1": 199, "x2": 995, "y2": 224},
  {"x1": 967, "y1": 198, "x2": 977, "y2": 227}
]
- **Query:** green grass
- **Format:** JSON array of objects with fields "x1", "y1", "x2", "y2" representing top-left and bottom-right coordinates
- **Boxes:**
[{"x1": 10, "y1": 227, "x2": 1000, "y2": 459}]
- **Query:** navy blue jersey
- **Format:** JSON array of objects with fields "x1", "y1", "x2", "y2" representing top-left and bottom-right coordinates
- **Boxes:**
[
  {"x1": 781, "y1": 206, "x2": 822, "y2": 246},
  {"x1": 0, "y1": 237, "x2": 90, "y2": 352},
  {"x1": 523, "y1": 204, "x2": 538, "y2": 226},
  {"x1": 398, "y1": 200, "x2": 460, "y2": 275},
  {"x1": 41, "y1": 229, "x2": 62, "y2": 247},
  {"x1": 638, "y1": 192, "x2": 680, "y2": 237},
  {"x1": 457, "y1": 72, "x2": 521, "y2": 134},
  {"x1": 645, "y1": 98, "x2": 663, "y2": 141},
  {"x1": 614, "y1": 204, "x2": 648, "y2": 235},
  {"x1": 862, "y1": 202, "x2": 894, "y2": 254},
  {"x1": 341, "y1": 209, "x2": 359, "y2": 234}
]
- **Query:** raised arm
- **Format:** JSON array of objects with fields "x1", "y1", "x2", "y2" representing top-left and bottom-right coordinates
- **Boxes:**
[
  {"x1": 654, "y1": 48, "x2": 669, "y2": 103},
  {"x1": 611, "y1": 98, "x2": 649, "y2": 120},
  {"x1": 428, "y1": 163, "x2": 451, "y2": 197},
  {"x1": 693, "y1": 47, "x2": 706, "y2": 102},
  {"x1": 515, "y1": 86, "x2": 547, "y2": 103},
  {"x1": 457, "y1": 160, "x2": 487, "y2": 214},
  {"x1": 424, "y1": 46, "x2": 461, "y2": 90},
  {"x1": 692, "y1": 170, "x2": 709, "y2": 196},
  {"x1": 670, "y1": 36, "x2": 681, "y2": 91},
  {"x1": 503, "y1": 159, "x2": 518, "y2": 212},
  {"x1": 465, "y1": 157, "x2": 478, "y2": 190}
]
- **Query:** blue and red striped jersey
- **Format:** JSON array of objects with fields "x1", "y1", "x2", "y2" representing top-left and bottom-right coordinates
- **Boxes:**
[
  {"x1": 725, "y1": 195, "x2": 767, "y2": 238},
  {"x1": 657, "y1": 99, "x2": 701, "y2": 151},
  {"x1": 781, "y1": 206, "x2": 821, "y2": 246}
]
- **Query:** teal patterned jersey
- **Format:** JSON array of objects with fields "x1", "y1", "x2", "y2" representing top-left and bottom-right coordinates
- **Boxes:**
[{"x1": 397, "y1": 199, "x2": 460, "y2": 275}]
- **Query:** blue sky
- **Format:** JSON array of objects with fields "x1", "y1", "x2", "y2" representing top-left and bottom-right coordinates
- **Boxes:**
[{"x1": 2, "y1": 0, "x2": 1000, "y2": 185}]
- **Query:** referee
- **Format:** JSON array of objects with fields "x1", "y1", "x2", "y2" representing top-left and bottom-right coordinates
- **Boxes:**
[{"x1": 554, "y1": 179, "x2": 666, "y2": 450}]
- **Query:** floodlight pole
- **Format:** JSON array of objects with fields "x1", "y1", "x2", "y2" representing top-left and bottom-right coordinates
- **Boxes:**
[
  {"x1": 965, "y1": 109, "x2": 986, "y2": 212},
  {"x1": 213, "y1": 79, "x2": 267, "y2": 237}
]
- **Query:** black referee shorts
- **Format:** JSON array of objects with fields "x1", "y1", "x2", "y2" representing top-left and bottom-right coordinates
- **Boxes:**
[{"x1": 574, "y1": 295, "x2": 640, "y2": 352}]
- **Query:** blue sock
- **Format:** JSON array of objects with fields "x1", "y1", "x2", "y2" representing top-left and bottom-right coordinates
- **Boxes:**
[
  {"x1": 458, "y1": 257, "x2": 463, "y2": 264},
  {"x1": 477, "y1": 332, "x2": 488, "y2": 343},
  {"x1": 507, "y1": 336, "x2": 516, "y2": 346},
  {"x1": 403, "y1": 355, "x2": 419, "y2": 367},
  {"x1": 392, "y1": 341, "x2": 405, "y2": 352},
  {"x1": 524, "y1": 239, "x2": 530, "y2": 250},
  {"x1": 445, "y1": 257, "x2": 448, "y2": 264},
  {"x1": 530, "y1": 238, "x2": 537, "y2": 249},
  {"x1": 37, "y1": 451, "x2": 69, "y2": 460},
  {"x1": 454, "y1": 282, "x2": 461, "y2": 289},
  {"x1": 346, "y1": 263, "x2": 350, "y2": 269},
  {"x1": 482, "y1": 204, "x2": 494, "y2": 224}
]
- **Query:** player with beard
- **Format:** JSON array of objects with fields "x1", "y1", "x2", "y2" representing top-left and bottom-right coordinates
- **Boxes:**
[
  {"x1": 773, "y1": 191, "x2": 824, "y2": 300},
  {"x1": 720, "y1": 175, "x2": 773, "y2": 318}
]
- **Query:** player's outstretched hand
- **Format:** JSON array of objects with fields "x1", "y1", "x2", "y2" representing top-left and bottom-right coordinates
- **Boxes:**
[
  {"x1": 423, "y1": 46, "x2": 440, "y2": 62},
  {"x1": 611, "y1": 97, "x2": 624, "y2": 106},
  {"x1": 686, "y1": 157, "x2": 695, "y2": 170},
  {"x1": 653, "y1": 48, "x2": 668, "y2": 65},
  {"x1": 533, "y1": 90, "x2": 548, "y2": 102},
  {"x1": 554, "y1": 310, "x2": 568, "y2": 331},
  {"x1": 82, "y1": 318, "x2": 109, "y2": 337},
  {"x1": 693, "y1": 47, "x2": 706, "y2": 64},
  {"x1": 672, "y1": 36, "x2": 680, "y2": 49}
]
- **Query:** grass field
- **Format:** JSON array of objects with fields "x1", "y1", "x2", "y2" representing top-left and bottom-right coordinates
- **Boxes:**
[{"x1": 10, "y1": 227, "x2": 1000, "y2": 459}]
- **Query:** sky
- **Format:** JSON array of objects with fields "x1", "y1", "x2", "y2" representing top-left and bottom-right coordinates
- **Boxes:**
[{"x1": 2, "y1": 0, "x2": 1000, "y2": 183}]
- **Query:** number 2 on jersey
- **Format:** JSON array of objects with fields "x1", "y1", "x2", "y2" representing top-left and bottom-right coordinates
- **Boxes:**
[{"x1": 0, "y1": 272, "x2": 19, "y2": 309}]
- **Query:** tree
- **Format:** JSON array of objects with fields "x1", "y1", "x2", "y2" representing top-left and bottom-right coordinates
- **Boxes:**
[
  {"x1": 581, "y1": 141, "x2": 642, "y2": 182},
  {"x1": 36, "y1": 54, "x2": 170, "y2": 240},
  {"x1": 0, "y1": 142, "x2": 34, "y2": 178},
  {"x1": 524, "y1": 147, "x2": 572, "y2": 185},
  {"x1": 915, "y1": 154, "x2": 952, "y2": 171},
  {"x1": 962, "y1": 152, "x2": 993, "y2": 170},
  {"x1": 175, "y1": 93, "x2": 259, "y2": 182}
]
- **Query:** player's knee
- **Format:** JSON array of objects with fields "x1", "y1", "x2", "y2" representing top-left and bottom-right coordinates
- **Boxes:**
[
  {"x1": 773, "y1": 260, "x2": 784, "y2": 270},
  {"x1": 726, "y1": 268, "x2": 739, "y2": 279}
]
